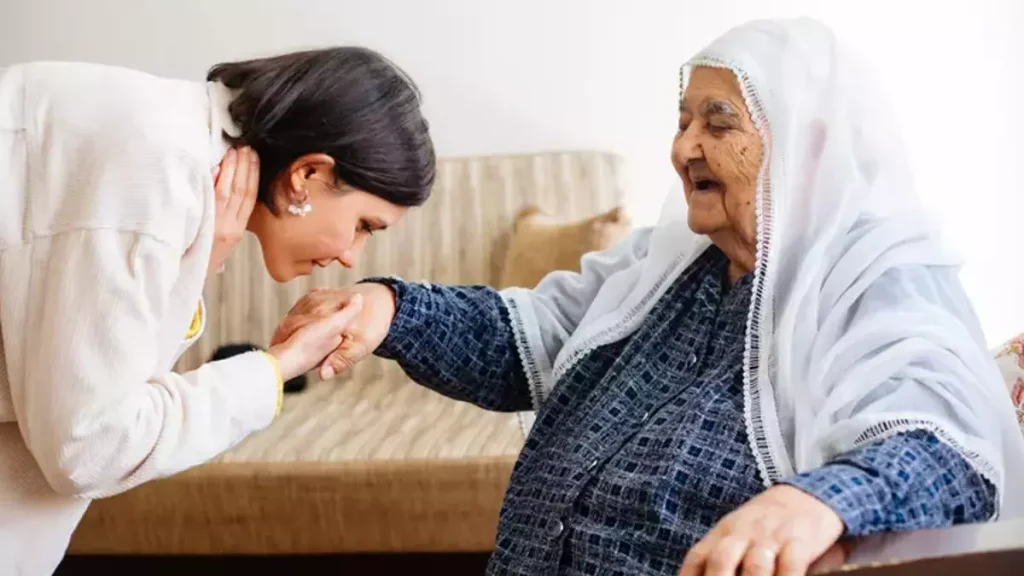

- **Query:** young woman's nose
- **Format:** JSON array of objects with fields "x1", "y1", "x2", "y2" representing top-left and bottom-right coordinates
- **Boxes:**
[{"x1": 338, "y1": 249, "x2": 357, "y2": 269}]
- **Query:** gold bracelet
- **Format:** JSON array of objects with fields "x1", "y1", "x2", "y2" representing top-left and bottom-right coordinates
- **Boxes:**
[{"x1": 262, "y1": 352, "x2": 285, "y2": 416}]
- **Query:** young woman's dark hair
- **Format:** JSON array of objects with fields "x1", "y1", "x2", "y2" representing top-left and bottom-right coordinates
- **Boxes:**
[{"x1": 207, "y1": 47, "x2": 435, "y2": 213}]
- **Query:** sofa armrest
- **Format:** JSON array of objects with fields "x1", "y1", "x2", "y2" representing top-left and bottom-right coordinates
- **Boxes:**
[{"x1": 811, "y1": 518, "x2": 1024, "y2": 575}]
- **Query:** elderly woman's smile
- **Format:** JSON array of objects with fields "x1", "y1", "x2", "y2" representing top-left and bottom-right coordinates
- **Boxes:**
[{"x1": 672, "y1": 66, "x2": 763, "y2": 282}]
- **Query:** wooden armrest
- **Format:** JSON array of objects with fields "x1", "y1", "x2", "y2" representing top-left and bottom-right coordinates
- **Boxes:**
[{"x1": 811, "y1": 518, "x2": 1024, "y2": 575}]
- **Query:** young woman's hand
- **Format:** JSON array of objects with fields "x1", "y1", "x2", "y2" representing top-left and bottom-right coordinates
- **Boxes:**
[
  {"x1": 208, "y1": 146, "x2": 259, "y2": 277},
  {"x1": 271, "y1": 283, "x2": 397, "y2": 379}
]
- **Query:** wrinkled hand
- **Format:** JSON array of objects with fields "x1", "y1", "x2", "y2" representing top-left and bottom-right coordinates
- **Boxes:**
[
  {"x1": 208, "y1": 146, "x2": 259, "y2": 277},
  {"x1": 267, "y1": 294, "x2": 364, "y2": 382},
  {"x1": 271, "y1": 282, "x2": 397, "y2": 380},
  {"x1": 679, "y1": 485, "x2": 844, "y2": 576}
]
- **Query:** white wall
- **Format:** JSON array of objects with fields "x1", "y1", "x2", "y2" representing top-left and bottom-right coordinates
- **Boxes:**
[
  {"x1": 3, "y1": 0, "x2": 1022, "y2": 343},
  {"x1": 0, "y1": 0, "x2": 679, "y2": 214}
]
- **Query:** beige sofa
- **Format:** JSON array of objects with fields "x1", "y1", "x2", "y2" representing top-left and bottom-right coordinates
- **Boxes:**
[{"x1": 67, "y1": 150, "x2": 627, "y2": 556}]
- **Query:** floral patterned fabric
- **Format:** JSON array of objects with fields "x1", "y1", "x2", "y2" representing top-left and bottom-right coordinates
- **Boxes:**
[{"x1": 993, "y1": 335, "x2": 1024, "y2": 429}]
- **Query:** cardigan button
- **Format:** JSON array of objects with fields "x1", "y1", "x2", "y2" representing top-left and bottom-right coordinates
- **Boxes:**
[
  {"x1": 549, "y1": 519, "x2": 564, "y2": 537},
  {"x1": 687, "y1": 353, "x2": 698, "y2": 367}
]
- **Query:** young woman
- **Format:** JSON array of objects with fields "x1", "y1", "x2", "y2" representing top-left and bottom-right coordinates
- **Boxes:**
[{"x1": 0, "y1": 46, "x2": 434, "y2": 574}]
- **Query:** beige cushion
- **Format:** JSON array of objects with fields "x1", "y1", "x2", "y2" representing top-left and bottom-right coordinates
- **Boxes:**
[{"x1": 498, "y1": 205, "x2": 632, "y2": 289}]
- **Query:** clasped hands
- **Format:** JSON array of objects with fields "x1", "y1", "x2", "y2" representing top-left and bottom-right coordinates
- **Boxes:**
[{"x1": 267, "y1": 283, "x2": 397, "y2": 382}]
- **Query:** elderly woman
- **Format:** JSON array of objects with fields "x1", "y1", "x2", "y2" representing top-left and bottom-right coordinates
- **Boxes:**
[{"x1": 276, "y1": 18, "x2": 1024, "y2": 576}]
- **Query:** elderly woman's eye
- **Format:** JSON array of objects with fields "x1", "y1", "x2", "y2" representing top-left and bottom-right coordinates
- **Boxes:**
[{"x1": 708, "y1": 121, "x2": 733, "y2": 134}]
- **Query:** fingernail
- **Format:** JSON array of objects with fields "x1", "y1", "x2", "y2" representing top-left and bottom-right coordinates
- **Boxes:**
[{"x1": 321, "y1": 366, "x2": 335, "y2": 380}]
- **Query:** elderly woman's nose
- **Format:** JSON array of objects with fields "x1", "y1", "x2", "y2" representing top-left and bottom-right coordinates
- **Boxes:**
[
  {"x1": 673, "y1": 129, "x2": 704, "y2": 172},
  {"x1": 678, "y1": 128, "x2": 704, "y2": 160}
]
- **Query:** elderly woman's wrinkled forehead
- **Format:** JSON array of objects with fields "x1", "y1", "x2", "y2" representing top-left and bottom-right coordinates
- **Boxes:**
[{"x1": 679, "y1": 67, "x2": 750, "y2": 121}]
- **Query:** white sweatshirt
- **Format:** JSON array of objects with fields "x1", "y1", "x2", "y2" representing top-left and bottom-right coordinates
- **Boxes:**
[{"x1": 0, "y1": 62, "x2": 282, "y2": 575}]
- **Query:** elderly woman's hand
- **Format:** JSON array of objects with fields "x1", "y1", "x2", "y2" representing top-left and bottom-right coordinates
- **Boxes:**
[
  {"x1": 271, "y1": 282, "x2": 396, "y2": 379},
  {"x1": 679, "y1": 485, "x2": 844, "y2": 576}
]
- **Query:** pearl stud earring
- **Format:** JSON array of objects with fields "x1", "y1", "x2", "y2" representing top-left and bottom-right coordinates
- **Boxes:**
[{"x1": 287, "y1": 201, "x2": 312, "y2": 217}]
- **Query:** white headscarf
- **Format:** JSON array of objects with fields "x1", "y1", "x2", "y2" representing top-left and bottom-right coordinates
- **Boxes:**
[{"x1": 503, "y1": 17, "x2": 1024, "y2": 518}]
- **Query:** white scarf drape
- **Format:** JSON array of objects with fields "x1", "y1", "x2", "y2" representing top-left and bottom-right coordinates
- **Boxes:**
[{"x1": 502, "y1": 17, "x2": 1024, "y2": 519}]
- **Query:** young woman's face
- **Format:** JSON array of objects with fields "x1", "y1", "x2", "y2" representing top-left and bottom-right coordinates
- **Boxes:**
[{"x1": 246, "y1": 153, "x2": 407, "y2": 282}]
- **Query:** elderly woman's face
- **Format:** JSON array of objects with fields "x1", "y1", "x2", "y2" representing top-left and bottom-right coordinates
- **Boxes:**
[{"x1": 672, "y1": 67, "x2": 763, "y2": 266}]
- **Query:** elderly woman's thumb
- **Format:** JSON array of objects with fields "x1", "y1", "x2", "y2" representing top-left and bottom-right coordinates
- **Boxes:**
[
  {"x1": 319, "y1": 345, "x2": 358, "y2": 380},
  {"x1": 319, "y1": 363, "x2": 336, "y2": 381}
]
